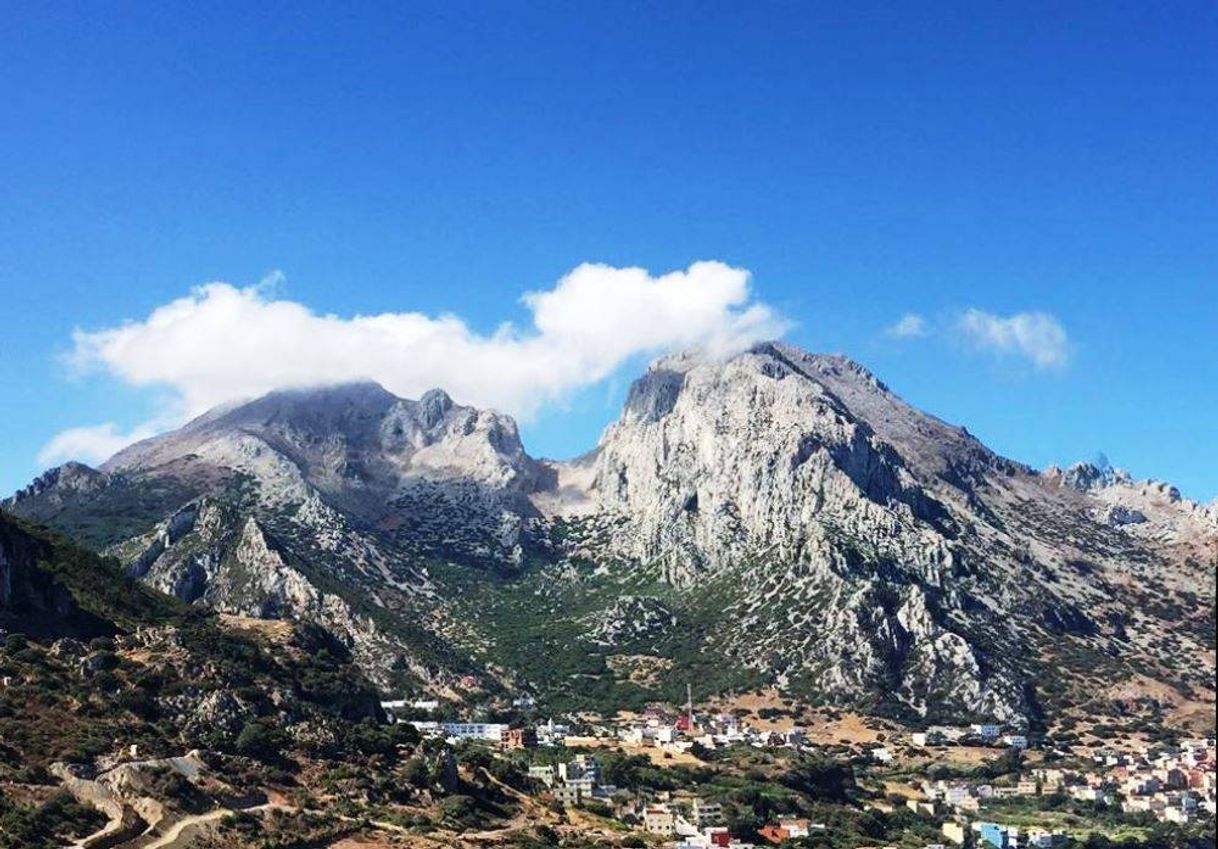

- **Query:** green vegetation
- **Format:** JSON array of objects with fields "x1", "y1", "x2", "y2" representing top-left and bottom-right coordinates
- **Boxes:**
[
  {"x1": 220, "y1": 808, "x2": 359, "y2": 849},
  {"x1": 1, "y1": 512, "x2": 182, "y2": 637},
  {"x1": 18, "y1": 475, "x2": 202, "y2": 550},
  {"x1": 425, "y1": 553, "x2": 765, "y2": 715},
  {"x1": 0, "y1": 791, "x2": 105, "y2": 849}
]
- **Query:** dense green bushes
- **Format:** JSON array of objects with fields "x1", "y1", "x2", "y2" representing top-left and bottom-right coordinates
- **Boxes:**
[{"x1": 0, "y1": 791, "x2": 105, "y2": 849}]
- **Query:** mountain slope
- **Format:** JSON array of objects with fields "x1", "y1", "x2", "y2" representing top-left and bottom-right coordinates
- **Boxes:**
[
  {"x1": 536, "y1": 343, "x2": 1215, "y2": 722},
  {"x1": 6, "y1": 344, "x2": 1214, "y2": 729},
  {"x1": 0, "y1": 510, "x2": 384, "y2": 765},
  {"x1": 1, "y1": 510, "x2": 179, "y2": 639},
  {"x1": 7, "y1": 384, "x2": 544, "y2": 697}
]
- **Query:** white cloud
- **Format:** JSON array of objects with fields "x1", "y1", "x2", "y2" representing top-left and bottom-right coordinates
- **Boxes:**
[
  {"x1": 885, "y1": 313, "x2": 928, "y2": 339},
  {"x1": 955, "y1": 308, "x2": 1069, "y2": 369},
  {"x1": 37, "y1": 422, "x2": 162, "y2": 467},
  {"x1": 45, "y1": 261, "x2": 788, "y2": 464}
]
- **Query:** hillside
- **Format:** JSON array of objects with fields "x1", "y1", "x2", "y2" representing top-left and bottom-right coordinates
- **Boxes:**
[{"x1": 4, "y1": 510, "x2": 612, "y2": 849}]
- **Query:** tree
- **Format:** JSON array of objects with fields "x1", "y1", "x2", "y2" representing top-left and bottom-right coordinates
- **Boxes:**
[
  {"x1": 439, "y1": 794, "x2": 478, "y2": 828},
  {"x1": 390, "y1": 722, "x2": 420, "y2": 746},
  {"x1": 235, "y1": 721, "x2": 284, "y2": 761}
]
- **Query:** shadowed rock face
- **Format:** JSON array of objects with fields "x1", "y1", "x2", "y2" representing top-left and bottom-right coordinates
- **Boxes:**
[
  {"x1": 1, "y1": 514, "x2": 114, "y2": 639},
  {"x1": 5, "y1": 344, "x2": 1215, "y2": 724}
]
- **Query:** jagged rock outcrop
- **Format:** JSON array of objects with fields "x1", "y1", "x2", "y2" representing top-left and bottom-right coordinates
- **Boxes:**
[
  {"x1": 3, "y1": 383, "x2": 548, "y2": 696},
  {"x1": 580, "y1": 344, "x2": 954, "y2": 581},
  {"x1": 6, "y1": 461, "x2": 110, "y2": 518},
  {"x1": 541, "y1": 345, "x2": 1019, "y2": 717}
]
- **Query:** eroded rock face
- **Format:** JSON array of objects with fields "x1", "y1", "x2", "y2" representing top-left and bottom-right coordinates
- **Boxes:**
[
  {"x1": 583, "y1": 345, "x2": 951, "y2": 581},
  {"x1": 105, "y1": 498, "x2": 432, "y2": 691},
  {"x1": 543, "y1": 343, "x2": 1215, "y2": 721},
  {"x1": 1045, "y1": 460, "x2": 1217, "y2": 548},
  {"x1": 105, "y1": 382, "x2": 543, "y2": 504},
  {"x1": 538, "y1": 345, "x2": 1016, "y2": 718}
]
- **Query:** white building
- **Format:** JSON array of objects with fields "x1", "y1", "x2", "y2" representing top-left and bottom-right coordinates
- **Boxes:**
[
  {"x1": 535, "y1": 719, "x2": 569, "y2": 745},
  {"x1": 528, "y1": 765, "x2": 556, "y2": 787},
  {"x1": 408, "y1": 721, "x2": 506, "y2": 741}
]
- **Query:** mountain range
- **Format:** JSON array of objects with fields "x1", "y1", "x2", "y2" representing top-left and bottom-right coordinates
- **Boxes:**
[{"x1": 6, "y1": 342, "x2": 1215, "y2": 731}]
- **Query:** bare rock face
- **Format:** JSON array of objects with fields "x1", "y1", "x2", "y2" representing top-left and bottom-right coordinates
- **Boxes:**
[
  {"x1": 543, "y1": 343, "x2": 1215, "y2": 722},
  {"x1": 582, "y1": 344, "x2": 951, "y2": 581},
  {"x1": 103, "y1": 382, "x2": 546, "y2": 564},
  {"x1": 1044, "y1": 460, "x2": 1217, "y2": 556},
  {"x1": 114, "y1": 500, "x2": 318, "y2": 616},
  {"x1": 97, "y1": 493, "x2": 461, "y2": 693},
  {"x1": 105, "y1": 383, "x2": 541, "y2": 498},
  {"x1": 5, "y1": 382, "x2": 549, "y2": 695},
  {"x1": 550, "y1": 344, "x2": 1023, "y2": 719}
]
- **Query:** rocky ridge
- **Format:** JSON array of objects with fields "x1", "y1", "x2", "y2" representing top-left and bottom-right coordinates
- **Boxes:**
[{"x1": 6, "y1": 343, "x2": 1215, "y2": 726}]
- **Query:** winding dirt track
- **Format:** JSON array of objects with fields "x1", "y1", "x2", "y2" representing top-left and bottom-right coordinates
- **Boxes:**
[{"x1": 141, "y1": 801, "x2": 280, "y2": 849}]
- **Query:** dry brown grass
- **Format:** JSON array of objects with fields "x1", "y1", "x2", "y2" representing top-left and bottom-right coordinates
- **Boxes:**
[
  {"x1": 562, "y1": 736, "x2": 705, "y2": 767},
  {"x1": 218, "y1": 614, "x2": 295, "y2": 644},
  {"x1": 606, "y1": 654, "x2": 673, "y2": 687}
]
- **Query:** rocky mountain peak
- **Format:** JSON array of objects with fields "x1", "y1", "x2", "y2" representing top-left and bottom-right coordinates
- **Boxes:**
[
  {"x1": 417, "y1": 387, "x2": 455, "y2": 427},
  {"x1": 9, "y1": 461, "x2": 108, "y2": 503},
  {"x1": 106, "y1": 380, "x2": 401, "y2": 471},
  {"x1": 575, "y1": 343, "x2": 955, "y2": 585},
  {"x1": 1051, "y1": 461, "x2": 1134, "y2": 493},
  {"x1": 619, "y1": 343, "x2": 874, "y2": 424},
  {"x1": 98, "y1": 381, "x2": 541, "y2": 496}
]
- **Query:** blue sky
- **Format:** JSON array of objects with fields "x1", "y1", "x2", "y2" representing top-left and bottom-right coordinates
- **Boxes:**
[{"x1": 1, "y1": 2, "x2": 1215, "y2": 501}]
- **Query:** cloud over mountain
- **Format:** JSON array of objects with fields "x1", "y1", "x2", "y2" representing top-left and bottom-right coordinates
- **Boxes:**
[{"x1": 42, "y1": 261, "x2": 787, "y2": 464}]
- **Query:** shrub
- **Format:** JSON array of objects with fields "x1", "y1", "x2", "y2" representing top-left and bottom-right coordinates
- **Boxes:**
[
  {"x1": 235, "y1": 721, "x2": 286, "y2": 761},
  {"x1": 439, "y1": 794, "x2": 479, "y2": 828},
  {"x1": 401, "y1": 756, "x2": 430, "y2": 788}
]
